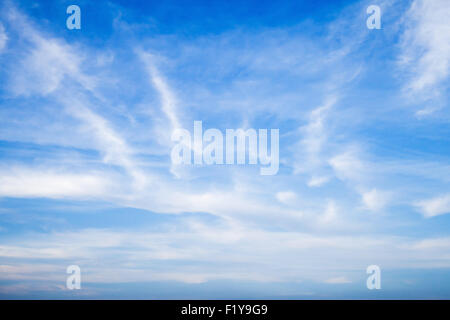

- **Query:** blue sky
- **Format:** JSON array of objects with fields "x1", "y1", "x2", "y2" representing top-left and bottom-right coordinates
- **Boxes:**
[{"x1": 0, "y1": 0, "x2": 450, "y2": 299}]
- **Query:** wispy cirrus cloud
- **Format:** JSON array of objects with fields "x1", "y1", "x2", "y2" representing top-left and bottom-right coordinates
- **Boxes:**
[
  {"x1": 398, "y1": 0, "x2": 450, "y2": 115},
  {"x1": 0, "y1": 22, "x2": 7, "y2": 53}
]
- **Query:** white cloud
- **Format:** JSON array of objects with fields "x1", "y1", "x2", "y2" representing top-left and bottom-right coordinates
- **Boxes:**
[
  {"x1": 329, "y1": 148, "x2": 366, "y2": 183},
  {"x1": 412, "y1": 237, "x2": 450, "y2": 250},
  {"x1": 416, "y1": 194, "x2": 450, "y2": 218},
  {"x1": 399, "y1": 0, "x2": 450, "y2": 113},
  {"x1": 3, "y1": 9, "x2": 150, "y2": 192},
  {"x1": 138, "y1": 51, "x2": 181, "y2": 130},
  {"x1": 324, "y1": 276, "x2": 351, "y2": 284},
  {"x1": 2, "y1": 225, "x2": 450, "y2": 286},
  {"x1": 294, "y1": 97, "x2": 336, "y2": 176},
  {"x1": 318, "y1": 200, "x2": 338, "y2": 224},
  {"x1": 361, "y1": 188, "x2": 389, "y2": 212},
  {"x1": 137, "y1": 50, "x2": 189, "y2": 178},
  {"x1": 7, "y1": 10, "x2": 94, "y2": 96},
  {"x1": 0, "y1": 168, "x2": 110, "y2": 199},
  {"x1": 307, "y1": 175, "x2": 330, "y2": 187},
  {"x1": 276, "y1": 191, "x2": 297, "y2": 205},
  {"x1": 0, "y1": 22, "x2": 7, "y2": 52},
  {"x1": 64, "y1": 100, "x2": 149, "y2": 190}
]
